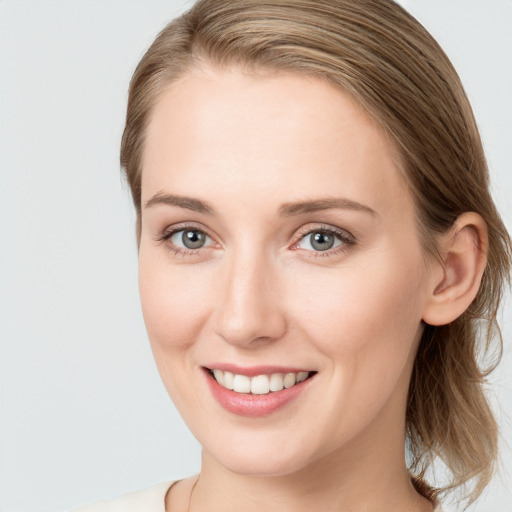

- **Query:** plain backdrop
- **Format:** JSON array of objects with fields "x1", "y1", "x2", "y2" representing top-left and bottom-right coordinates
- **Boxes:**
[{"x1": 0, "y1": 1, "x2": 511, "y2": 511}]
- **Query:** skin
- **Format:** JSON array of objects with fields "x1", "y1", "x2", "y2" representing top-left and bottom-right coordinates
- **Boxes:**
[{"x1": 138, "y1": 67, "x2": 456, "y2": 512}]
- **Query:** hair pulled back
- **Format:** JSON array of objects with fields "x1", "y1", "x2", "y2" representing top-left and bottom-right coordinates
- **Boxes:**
[{"x1": 120, "y1": 0, "x2": 511, "y2": 504}]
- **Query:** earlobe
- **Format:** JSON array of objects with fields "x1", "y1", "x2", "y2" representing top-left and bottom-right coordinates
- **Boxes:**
[{"x1": 422, "y1": 212, "x2": 488, "y2": 326}]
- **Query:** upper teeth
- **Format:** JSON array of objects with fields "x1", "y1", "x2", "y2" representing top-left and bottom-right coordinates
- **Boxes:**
[{"x1": 212, "y1": 369, "x2": 310, "y2": 395}]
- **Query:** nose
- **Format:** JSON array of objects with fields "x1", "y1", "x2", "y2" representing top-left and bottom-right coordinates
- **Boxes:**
[{"x1": 213, "y1": 249, "x2": 287, "y2": 347}]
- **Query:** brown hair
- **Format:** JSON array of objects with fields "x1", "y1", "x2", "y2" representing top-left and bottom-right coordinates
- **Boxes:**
[{"x1": 120, "y1": 0, "x2": 511, "y2": 505}]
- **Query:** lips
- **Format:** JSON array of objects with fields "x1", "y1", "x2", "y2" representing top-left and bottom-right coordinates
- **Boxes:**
[{"x1": 203, "y1": 366, "x2": 315, "y2": 417}]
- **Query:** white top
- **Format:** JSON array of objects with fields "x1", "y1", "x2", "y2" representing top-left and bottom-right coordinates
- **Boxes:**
[
  {"x1": 69, "y1": 481, "x2": 444, "y2": 511},
  {"x1": 69, "y1": 481, "x2": 173, "y2": 512}
]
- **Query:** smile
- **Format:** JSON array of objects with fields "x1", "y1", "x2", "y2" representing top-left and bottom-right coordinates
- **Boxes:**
[
  {"x1": 204, "y1": 365, "x2": 316, "y2": 417},
  {"x1": 209, "y1": 369, "x2": 311, "y2": 395}
]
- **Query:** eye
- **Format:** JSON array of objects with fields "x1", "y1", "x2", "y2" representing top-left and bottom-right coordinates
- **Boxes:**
[
  {"x1": 169, "y1": 228, "x2": 213, "y2": 250},
  {"x1": 295, "y1": 226, "x2": 354, "y2": 253},
  {"x1": 298, "y1": 231, "x2": 342, "y2": 252}
]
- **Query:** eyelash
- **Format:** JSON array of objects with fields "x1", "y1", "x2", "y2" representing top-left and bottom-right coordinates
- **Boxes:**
[
  {"x1": 155, "y1": 223, "x2": 356, "y2": 258},
  {"x1": 292, "y1": 224, "x2": 356, "y2": 258},
  {"x1": 155, "y1": 224, "x2": 215, "y2": 257}
]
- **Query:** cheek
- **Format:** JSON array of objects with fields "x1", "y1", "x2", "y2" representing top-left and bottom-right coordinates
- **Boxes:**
[
  {"x1": 138, "y1": 248, "x2": 210, "y2": 353},
  {"x1": 288, "y1": 251, "x2": 427, "y2": 377},
  {"x1": 138, "y1": 249, "x2": 214, "y2": 416},
  {"x1": 286, "y1": 253, "x2": 427, "y2": 439}
]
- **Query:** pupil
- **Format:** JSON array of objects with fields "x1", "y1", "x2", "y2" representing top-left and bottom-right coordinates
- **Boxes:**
[
  {"x1": 183, "y1": 230, "x2": 205, "y2": 249},
  {"x1": 311, "y1": 232, "x2": 334, "y2": 251}
]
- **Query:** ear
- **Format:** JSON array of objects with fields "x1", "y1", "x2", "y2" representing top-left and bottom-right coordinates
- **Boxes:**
[{"x1": 422, "y1": 212, "x2": 488, "y2": 326}]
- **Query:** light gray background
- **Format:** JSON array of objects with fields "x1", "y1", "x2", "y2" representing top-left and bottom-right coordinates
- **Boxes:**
[{"x1": 0, "y1": 1, "x2": 510, "y2": 511}]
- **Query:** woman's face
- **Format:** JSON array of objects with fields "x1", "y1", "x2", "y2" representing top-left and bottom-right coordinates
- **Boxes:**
[{"x1": 139, "y1": 68, "x2": 436, "y2": 476}]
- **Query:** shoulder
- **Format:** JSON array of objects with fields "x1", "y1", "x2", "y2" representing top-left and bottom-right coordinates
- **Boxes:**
[{"x1": 67, "y1": 481, "x2": 174, "y2": 512}]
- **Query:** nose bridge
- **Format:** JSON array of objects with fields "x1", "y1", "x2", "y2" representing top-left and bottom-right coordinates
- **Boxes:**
[{"x1": 214, "y1": 243, "x2": 286, "y2": 346}]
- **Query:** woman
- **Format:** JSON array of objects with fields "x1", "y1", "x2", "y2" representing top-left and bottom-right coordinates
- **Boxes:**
[{"x1": 73, "y1": 0, "x2": 511, "y2": 510}]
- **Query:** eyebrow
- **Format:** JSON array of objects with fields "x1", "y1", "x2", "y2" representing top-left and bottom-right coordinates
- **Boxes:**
[
  {"x1": 144, "y1": 192, "x2": 377, "y2": 217},
  {"x1": 279, "y1": 197, "x2": 377, "y2": 217},
  {"x1": 144, "y1": 192, "x2": 215, "y2": 215}
]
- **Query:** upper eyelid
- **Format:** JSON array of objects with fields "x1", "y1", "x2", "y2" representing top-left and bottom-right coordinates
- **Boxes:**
[
  {"x1": 290, "y1": 224, "x2": 357, "y2": 253},
  {"x1": 158, "y1": 225, "x2": 217, "y2": 254},
  {"x1": 152, "y1": 225, "x2": 208, "y2": 250},
  {"x1": 294, "y1": 224, "x2": 355, "y2": 241},
  {"x1": 160, "y1": 222, "x2": 213, "y2": 239}
]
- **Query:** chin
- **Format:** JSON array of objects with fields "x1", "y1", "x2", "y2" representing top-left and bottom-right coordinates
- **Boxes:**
[
  {"x1": 217, "y1": 454, "x2": 309, "y2": 477},
  {"x1": 201, "y1": 433, "x2": 320, "y2": 477}
]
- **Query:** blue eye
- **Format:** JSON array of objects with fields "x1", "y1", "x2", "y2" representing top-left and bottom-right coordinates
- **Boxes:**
[{"x1": 170, "y1": 229, "x2": 212, "y2": 250}]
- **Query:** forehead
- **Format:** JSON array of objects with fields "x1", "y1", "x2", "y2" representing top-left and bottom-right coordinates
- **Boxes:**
[{"x1": 141, "y1": 67, "x2": 412, "y2": 218}]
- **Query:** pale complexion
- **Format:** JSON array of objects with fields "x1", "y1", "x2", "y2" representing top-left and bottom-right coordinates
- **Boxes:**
[{"x1": 138, "y1": 67, "x2": 486, "y2": 512}]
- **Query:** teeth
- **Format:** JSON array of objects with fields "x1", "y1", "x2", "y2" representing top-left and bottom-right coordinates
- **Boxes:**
[
  {"x1": 283, "y1": 373, "x2": 296, "y2": 388},
  {"x1": 251, "y1": 375, "x2": 270, "y2": 395},
  {"x1": 213, "y1": 369, "x2": 224, "y2": 387},
  {"x1": 296, "y1": 371, "x2": 308, "y2": 383},
  {"x1": 269, "y1": 373, "x2": 284, "y2": 392},
  {"x1": 211, "y1": 369, "x2": 311, "y2": 395},
  {"x1": 223, "y1": 371, "x2": 234, "y2": 390},
  {"x1": 233, "y1": 374, "x2": 251, "y2": 393}
]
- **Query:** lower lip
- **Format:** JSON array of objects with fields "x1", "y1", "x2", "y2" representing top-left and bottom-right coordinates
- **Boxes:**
[{"x1": 204, "y1": 369, "x2": 313, "y2": 417}]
